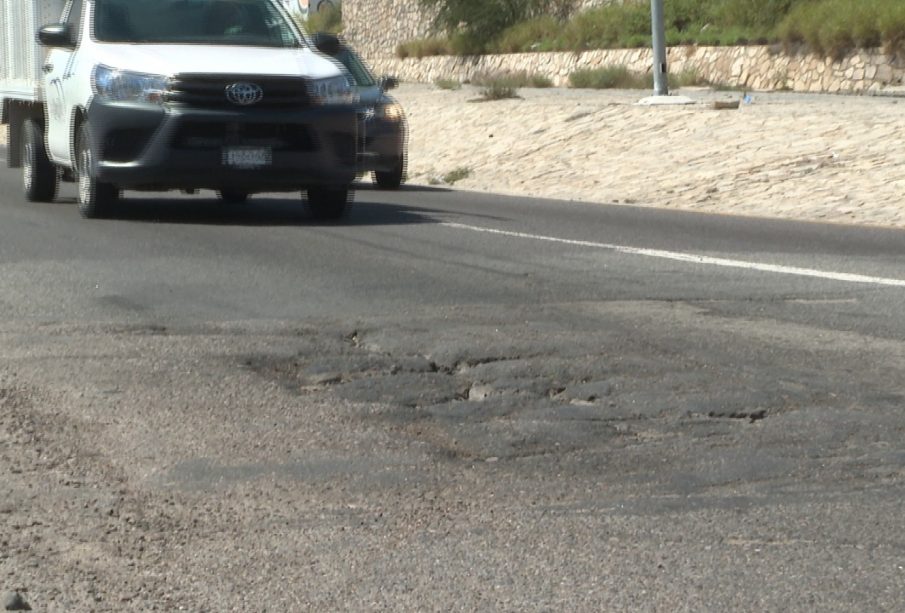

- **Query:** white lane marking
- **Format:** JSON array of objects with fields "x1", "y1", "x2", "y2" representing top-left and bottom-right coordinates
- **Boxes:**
[{"x1": 441, "y1": 222, "x2": 905, "y2": 288}]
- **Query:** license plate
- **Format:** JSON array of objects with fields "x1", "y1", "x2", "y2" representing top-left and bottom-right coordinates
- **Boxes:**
[{"x1": 223, "y1": 147, "x2": 271, "y2": 168}]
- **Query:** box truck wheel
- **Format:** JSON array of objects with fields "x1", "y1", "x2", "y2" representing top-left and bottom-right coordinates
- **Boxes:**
[
  {"x1": 22, "y1": 119, "x2": 58, "y2": 202},
  {"x1": 305, "y1": 186, "x2": 352, "y2": 220},
  {"x1": 76, "y1": 122, "x2": 119, "y2": 218}
]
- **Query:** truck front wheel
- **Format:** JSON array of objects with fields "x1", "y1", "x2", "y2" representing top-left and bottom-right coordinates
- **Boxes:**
[
  {"x1": 22, "y1": 119, "x2": 58, "y2": 202},
  {"x1": 306, "y1": 186, "x2": 352, "y2": 220},
  {"x1": 76, "y1": 123, "x2": 119, "y2": 218},
  {"x1": 373, "y1": 155, "x2": 405, "y2": 190}
]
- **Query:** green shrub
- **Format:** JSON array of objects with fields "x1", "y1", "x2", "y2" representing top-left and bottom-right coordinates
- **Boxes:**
[
  {"x1": 622, "y1": 33, "x2": 653, "y2": 49},
  {"x1": 472, "y1": 71, "x2": 552, "y2": 88},
  {"x1": 716, "y1": 0, "x2": 795, "y2": 30},
  {"x1": 527, "y1": 73, "x2": 555, "y2": 88},
  {"x1": 449, "y1": 31, "x2": 488, "y2": 55},
  {"x1": 851, "y1": 7, "x2": 883, "y2": 49},
  {"x1": 569, "y1": 66, "x2": 650, "y2": 89},
  {"x1": 421, "y1": 0, "x2": 549, "y2": 54},
  {"x1": 568, "y1": 65, "x2": 720, "y2": 90},
  {"x1": 820, "y1": 16, "x2": 857, "y2": 60},
  {"x1": 671, "y1": 68, "x2": 710, "y2": 88},
  {"x1": 443, "y1": 167, "x2": 472, "y2": 183},
  {"x1": 880, "y1": 2, "x2": 905, "y2": 55},
  {"x1": 396, "y1": 37, "x2": 451, "y2": 59},
  {"x1": 306, "y1": 5, "x2": 342, "y2": 34},
  {"x1": 403, "y1": 0, "x2": 905, "y2": 59},
  {"x1": 685, "y1": 25, "x2": 766, "y2": 47},
  {"x1": 775, "y1": 4, "x2": 807, "y2": 49},
  {"x1": 557, "y1": 4, "x2": 651, "y2": 51},
  {"x1": 776, "y1": 0, "x2": 896, "y2": 59},
  {"x1": 663, "y1": 0, "x2": 715, "y2": 33},
  {"x1": 434, "y1": 78, "x2": 462, "y2": 90},
  {"x1": 555, "y1": 0, "x2": 789, "y2": 50},
  {"x1": 478, "y1": 81, "x2": 520, "y2": 100},
  {"x1": 495, "y1": 16, "x2": 562, "y2": 53}
]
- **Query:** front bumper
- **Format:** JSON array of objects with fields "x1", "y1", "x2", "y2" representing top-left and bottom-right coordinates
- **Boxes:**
[{"x1": 85, "y1": 99, "x2": 359, "y2": 191}]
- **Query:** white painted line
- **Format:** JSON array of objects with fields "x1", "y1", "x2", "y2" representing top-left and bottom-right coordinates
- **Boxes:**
[{"x1": 442, "y1": 222, "x2": 905, "y2": 288}]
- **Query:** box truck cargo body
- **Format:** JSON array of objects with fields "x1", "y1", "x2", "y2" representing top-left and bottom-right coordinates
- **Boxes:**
[
  {"x1": 1, "y1": 0, "x2": 359, "y2": 219},
  {"x1": 1, "y1": 0, "x2": 64, "y2": 100}
]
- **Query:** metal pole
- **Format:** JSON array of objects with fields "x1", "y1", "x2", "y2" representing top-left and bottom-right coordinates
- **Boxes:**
[{"x1": 651, "y1": 0, "x2": 668, "y2": 96}]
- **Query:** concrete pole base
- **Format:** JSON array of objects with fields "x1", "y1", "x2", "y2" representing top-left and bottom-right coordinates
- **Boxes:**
[{"x1": 636, "y1": 95, "x2": 696, "y2": 106}]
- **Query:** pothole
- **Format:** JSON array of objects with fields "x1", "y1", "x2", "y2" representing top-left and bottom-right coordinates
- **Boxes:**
[{"x1": 241, "y1": 322, "x2": 836, "y2": 464}]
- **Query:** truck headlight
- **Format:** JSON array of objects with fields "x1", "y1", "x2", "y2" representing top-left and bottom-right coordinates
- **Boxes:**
[
  {"x1": 378, "y1": 103, "x2": 404, "y2": 121},
  {"x1": 307, "y1": 76, "x2": 358, "y2": 105},
  {"x1": 92, "y1": 65, "x2": 170, "y2": 105}
]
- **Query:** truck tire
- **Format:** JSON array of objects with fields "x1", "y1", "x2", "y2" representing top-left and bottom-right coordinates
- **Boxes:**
[
  {"x1": 373, "y1": 155, "x2": 405, "y2": 190},
  {"x1": 22, "y1": 119, "x2": 58, "y2": 202},
  {"x1": 76, "y1": 122, "x2": 119, "y2": 219},
  {"x1": 217, "y1": 189, "x2": 249, "y2": 204},
  {"x1": 306, "y1": 186, "x2": 352, "y2": 220}
]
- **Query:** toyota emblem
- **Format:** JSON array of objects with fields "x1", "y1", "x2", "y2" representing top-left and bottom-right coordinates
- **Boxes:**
[{"x1": 225, "y1": 82, "x2": 264, "y2": 106}]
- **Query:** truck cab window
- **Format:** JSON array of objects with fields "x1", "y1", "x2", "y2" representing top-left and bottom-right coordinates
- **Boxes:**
[
  {"x1": 95, "y1": 3, "x2": 134, "y2": 40},
  {"x1": 66, "y1": 0, "x2": 83, "y2": 36},
  {"x1": 93, "y1": 0, "x2": 302, "y2": 47}
]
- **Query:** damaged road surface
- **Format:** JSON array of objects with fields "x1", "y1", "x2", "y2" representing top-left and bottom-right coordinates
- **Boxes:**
[{"x1": 1, "y1": 170, "x2": 905, "y2": 610}]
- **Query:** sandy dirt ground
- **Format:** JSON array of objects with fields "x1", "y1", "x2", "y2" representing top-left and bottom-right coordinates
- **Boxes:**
[{"x1": 394, "y1": 84, "x2": 905, "y2": 229}]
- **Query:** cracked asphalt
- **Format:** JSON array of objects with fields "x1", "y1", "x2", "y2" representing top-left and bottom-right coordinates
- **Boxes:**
[{"x1": 1, "y1": 153, "x2": 905, "y2": 610}]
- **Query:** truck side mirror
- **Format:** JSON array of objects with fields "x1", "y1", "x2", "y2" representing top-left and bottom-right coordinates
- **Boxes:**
[
  {"x1": 379, "y1": 76, "x2": 399, "y2": 91},
  {"x1": 313, "y1": 32, "x2": 341, "y2": 56},
  {"x1": 37, "y1": 24, "x2": 75, "y2": 49}
]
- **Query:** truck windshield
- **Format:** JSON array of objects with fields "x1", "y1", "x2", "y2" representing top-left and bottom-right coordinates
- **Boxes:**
[
  {"x1": 94, "y1": 0, "x2": 303, "y2": 47},
  {"x1": 334, "y1": 48, "x2": 376, "y2": 88}
]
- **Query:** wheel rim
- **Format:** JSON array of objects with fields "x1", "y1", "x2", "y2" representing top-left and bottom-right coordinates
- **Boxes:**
[
  {"x1": 22, "y1": 139, "x2": 34, "y2": 192},
  {"x1": 78, "y1": 144, "x2": 91, "y2": 205}
]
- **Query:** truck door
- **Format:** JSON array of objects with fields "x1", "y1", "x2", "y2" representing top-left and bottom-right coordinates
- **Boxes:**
[{"x1": 44, "y1": 0, "x2": 83, "y2": 165}]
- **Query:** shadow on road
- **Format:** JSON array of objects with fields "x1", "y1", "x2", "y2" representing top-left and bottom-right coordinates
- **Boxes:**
[
  {"x1": 53, "y1": 192, "x2": 444, "y2": 227},
  {"x1": 355, "y1": 181, "x2": 453, "y2": 194}
]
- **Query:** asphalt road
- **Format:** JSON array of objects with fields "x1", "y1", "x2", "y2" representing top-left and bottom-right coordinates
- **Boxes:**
[{"x1": 1, "y1": 147, "x2": 905, "y2": 611}]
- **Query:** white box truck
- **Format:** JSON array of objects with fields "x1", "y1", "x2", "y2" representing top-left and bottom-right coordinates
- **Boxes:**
[{"x1": 1, "y1": 0, "x2": 359, "y2": 218}]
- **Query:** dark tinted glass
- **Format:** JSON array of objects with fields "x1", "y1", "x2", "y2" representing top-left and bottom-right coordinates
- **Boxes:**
[
  {"x1": 94, "y1": 0, "x2": 302, "y2": 47},
  {"x1": 334, "y1": 48, "x2": 375, "y2": 87}
]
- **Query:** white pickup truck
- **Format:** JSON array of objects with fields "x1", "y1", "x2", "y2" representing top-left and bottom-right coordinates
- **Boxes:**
[{"x1": 0, "y1": 0, "x2": 359, "y2": 218}]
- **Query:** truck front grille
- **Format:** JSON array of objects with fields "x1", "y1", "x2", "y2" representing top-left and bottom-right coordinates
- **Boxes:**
[
  {"x1": 167, "y1": 74, "x2": 311, "y2": 109},
  {"x1": 330, "y1": 132, "x2": 357, "y2": 166},
  {"x1": 172, "y1": 122, "x2": 317, "y2": 151}
]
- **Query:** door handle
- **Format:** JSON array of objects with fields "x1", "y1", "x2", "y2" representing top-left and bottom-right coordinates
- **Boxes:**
[{"x1": 43, "y1": 64, "x2": 54, "y2": 73}]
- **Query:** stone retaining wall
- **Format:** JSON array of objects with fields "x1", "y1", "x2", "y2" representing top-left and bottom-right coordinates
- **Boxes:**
[
  {"x1": 365, "y1": 45, "x2": 905, "y2": 94},
  {"x1": 342, "y1": 0, "x2": 435, "y2": 61}
]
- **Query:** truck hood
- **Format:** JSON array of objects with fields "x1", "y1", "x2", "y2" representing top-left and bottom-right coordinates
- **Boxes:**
[{"x1": 90, "y1": 44, "x2": 343, "y2": 79}]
